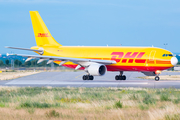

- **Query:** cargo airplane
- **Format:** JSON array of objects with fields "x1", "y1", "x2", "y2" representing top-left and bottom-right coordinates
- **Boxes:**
[{"x1": 6, "y1": 11, "x2": 178, "y2": 81}]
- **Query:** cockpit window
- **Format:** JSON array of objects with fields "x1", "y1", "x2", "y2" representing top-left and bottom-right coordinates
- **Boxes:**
[{"x1": 162, "y1": 54, "x2": 173, "y2": 57}]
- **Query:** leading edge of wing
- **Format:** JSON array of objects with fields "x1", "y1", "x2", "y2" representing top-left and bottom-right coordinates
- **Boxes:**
[{"x1": 11, "y1": 54, "x2": 116, "y2": 65}]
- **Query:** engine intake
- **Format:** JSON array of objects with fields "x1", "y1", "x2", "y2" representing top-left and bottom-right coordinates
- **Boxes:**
[{"x1": 87, "y1": 64, "x2": 106, "y2": 76}]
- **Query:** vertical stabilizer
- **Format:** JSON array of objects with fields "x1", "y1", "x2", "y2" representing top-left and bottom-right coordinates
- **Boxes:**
[{"x1": 30, "y1": 11, "x2": 62, "y2": 46}]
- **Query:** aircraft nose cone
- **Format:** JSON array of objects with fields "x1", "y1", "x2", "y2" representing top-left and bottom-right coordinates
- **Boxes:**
[{"x1": 171, "y1": 57, "x2": 178, "y2": 66}]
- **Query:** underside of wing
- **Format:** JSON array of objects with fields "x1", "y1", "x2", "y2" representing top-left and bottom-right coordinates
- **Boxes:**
[{"x1": 9, "y1": 54, "x2": 116, "y2": 67}]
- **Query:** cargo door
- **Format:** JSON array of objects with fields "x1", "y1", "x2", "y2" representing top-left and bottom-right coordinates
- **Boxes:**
[{"x1": 147, "y1": 50, "x2": 156, "y2": 64}]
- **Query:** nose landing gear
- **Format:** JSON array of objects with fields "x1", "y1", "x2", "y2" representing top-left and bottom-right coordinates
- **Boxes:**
[
  {"x1": 154, "y1": 70, "x2": 161, "y2": 81},
  {"x1": 115, "y1": 71, "x2": 126, "y2": 80},
  {"x1": 155, "y1": 76, "x2": 160, "y2": 81}
]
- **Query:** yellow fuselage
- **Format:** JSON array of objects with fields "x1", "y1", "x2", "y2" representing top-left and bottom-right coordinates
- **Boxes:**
[{"x1": 32, "y1": 46, "x2": 173, "y2": 72}]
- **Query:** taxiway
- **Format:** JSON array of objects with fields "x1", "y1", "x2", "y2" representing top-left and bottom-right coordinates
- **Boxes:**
[{"x1": 0, "y1": 71, "x2": 179, "y2": 88}]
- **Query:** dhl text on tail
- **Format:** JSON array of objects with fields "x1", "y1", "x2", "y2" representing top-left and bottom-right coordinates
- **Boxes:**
[{"x1": 6, "y1": 11, "x2": 178, "y2": 81}]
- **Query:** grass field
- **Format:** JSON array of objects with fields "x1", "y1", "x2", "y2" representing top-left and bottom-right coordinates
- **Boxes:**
[
  {"x1": 0, "y1": 87, "x2": 180, "y2": 120},
  {"x1": 0, "y1": 70, "x2": 41, "y2": 80}
]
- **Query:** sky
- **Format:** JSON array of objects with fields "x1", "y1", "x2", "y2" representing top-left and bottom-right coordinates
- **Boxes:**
[{"x1": 0, "y1": 0, "x2": 180, "y2": 54}]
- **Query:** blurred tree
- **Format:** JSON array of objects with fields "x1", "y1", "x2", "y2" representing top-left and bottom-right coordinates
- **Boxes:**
[
  {"x1": 19, "y1": 61, "x2": 22, "y2": 66},
  {"x1": 5, "y1": 59, "x2": 9, "y2": 66},
  {"x1": 31, "y1": 59, "x2": 37, "y2": 67},
  {"x1": 0, "y1": 60, "x2": 4, "y2": 66},
  {"x1": 14, "y1": 59, "x2": 19, "y2": 66},
  {"x1": 41, "y1": 61, "x2": 47, "y2": 66},
  {"x1": 14, "y1": 59, "x2": 22, "y2": 67},
  {"x1": 24, "y1": 61, "x2": 31, "y2": 67},
  {"x1": 37, "y1": 60, "x2": 47, "y2": 67}
]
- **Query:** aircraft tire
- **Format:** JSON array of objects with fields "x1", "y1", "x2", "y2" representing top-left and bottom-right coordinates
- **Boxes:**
[
  {"x1": 115, "y1": 75, "x2": 120, "y2": 80},
  {"x1": 155, "y1": 76, "x2": 160, "y2": 81},
  {"x1": 119, "y1": 76, "x2": 123, "y2": 80},
  {"x1": 89, "y1": 75, "x2": 94, "y2": 80},
  {"x1": 83, "y1": 75, "x2": 87, "y2": 80},
  {"x1": 122, "y1": 75, "x2": 126, "y2": 80}
]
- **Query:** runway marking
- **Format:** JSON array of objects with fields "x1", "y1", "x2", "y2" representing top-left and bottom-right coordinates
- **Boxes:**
[
  {"x1": 6, "y1": 82, "x2": 148, "y2": 85},
  {"x1": 75, "y1": 73, "x2": 85, "y2": 78}
]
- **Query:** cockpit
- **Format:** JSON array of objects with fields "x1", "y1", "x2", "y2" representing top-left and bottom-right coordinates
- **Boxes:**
[{"x1": 162, "y1": 54, "x2": 173, "y2": 57}]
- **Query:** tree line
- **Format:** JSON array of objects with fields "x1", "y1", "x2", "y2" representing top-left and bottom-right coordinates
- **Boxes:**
[{"x1": 0, "y1": 59, "x2": 59, "y2": 67}]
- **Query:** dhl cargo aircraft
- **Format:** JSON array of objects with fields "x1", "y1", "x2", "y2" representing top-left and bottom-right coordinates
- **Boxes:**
[{"x1": 6, "y1": 11, "x2": 178, "y2": 81}]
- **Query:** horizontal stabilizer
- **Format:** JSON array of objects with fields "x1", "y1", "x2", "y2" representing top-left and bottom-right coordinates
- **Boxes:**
[{"x1": 5, "y1": 46, "x2": 43, "y2": 52}]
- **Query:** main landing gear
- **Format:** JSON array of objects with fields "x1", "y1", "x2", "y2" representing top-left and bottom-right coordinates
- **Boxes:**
[
  {"x1": 82, "y1": 75, "x2": 94, "y2": 80},
  {"x1": 115, "y1": 71, "x2": 126, "y2": 80}
]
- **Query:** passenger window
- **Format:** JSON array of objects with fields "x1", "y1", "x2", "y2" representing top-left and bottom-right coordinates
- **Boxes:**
[{"x1": 162, "y1": 54, "x2": 165, "y2": 57}]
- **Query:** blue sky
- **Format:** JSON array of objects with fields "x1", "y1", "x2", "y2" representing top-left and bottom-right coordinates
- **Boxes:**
[{"x1": 0, "y1": 0, "x2": 180, "y2": 54}]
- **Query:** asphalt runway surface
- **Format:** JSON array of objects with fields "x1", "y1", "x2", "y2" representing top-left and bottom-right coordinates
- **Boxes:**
[{"x1": 1, "y1": 71, "x2": 180, "y2": 88}]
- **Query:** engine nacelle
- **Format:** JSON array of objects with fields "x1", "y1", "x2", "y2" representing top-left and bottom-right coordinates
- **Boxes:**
[
  {"x1": 87, "y1": 64, "x2": 106, "y2": 76},
  {"x1": 142, "y1": 72, "x2": 156, "y2": 76}
]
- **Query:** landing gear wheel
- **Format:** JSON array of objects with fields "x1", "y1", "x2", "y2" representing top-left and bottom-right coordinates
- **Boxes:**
[
  {"x1": 83, "y1": 75, "x2": 87, "y2": 80},
  {"x1": 115, "y1": 75, "x2": 126, "y2": 80},
  {"x1": 155, "y1": 76, "x2": 160, "y2": 81},
  {"x1": 82, "y1": 75, "x2": 94, "y2": 80},
  {"x1": 122, "y1": 75, "x2": 126, "y2": 80},
  {"x1": 89, "y1": 75, "x2": 94, "y2": 80},
  {"x1": 119, "y1": 76, "x2": 123, "y2": 80},
  {"x1": 115, "y1": 71, "x2": 126, "y2": 81},
  {"x1": 115, "y1": 75, "x2": 120, "y2": 80}
]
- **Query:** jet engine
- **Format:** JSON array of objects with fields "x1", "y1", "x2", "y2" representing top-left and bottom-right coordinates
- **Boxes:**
[{"x1": 87, "y1": 63, "x2": 107, "y2": 76}]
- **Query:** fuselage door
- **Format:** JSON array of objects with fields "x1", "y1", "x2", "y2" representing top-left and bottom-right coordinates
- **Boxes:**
[{"x1": 147, "y1": 50, "x2": 156, "y2": 65}]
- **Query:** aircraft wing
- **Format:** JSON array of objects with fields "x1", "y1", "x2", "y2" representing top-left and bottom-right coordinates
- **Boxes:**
[{"x1": 10, "y1": 54, "x2": 116, "y2": 66}]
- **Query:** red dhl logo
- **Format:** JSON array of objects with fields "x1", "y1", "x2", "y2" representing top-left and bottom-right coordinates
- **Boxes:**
[
  {"x1": 36, "y1": 33, "x2": 51, "y2": 37},
  {"x1": 111, "y1": 52, "x2": 146, "y2": 63}
]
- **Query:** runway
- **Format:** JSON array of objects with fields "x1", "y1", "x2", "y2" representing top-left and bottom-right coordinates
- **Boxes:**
[{"x1": 1, "y1": 71, "x2": 180, "y2": 88}]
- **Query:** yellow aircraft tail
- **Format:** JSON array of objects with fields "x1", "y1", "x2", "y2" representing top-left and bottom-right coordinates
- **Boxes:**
[{"x1": 30, "y1": 11, "x2": 62, "y2": 46}]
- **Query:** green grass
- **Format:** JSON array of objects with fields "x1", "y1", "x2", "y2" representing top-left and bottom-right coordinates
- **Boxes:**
[
  {"x1": 138, "y1": 104, "x2": 149, "y2": 110},
  {"x1": 165, "y1": 114, "x2": 180, "y2": 120},
  {"x1": 0, "y1": 87, "x2": 180, "y2": 119},
  {"x1": 0, "y1": 87, "x2": 180, "y2": 110},
  {"x1": 114, "y1": 100, "x2": 123, "y2": 108},
  {"x1": 173, "y1": 98, "x2": 180, "y2": 104},
  {"x1": 160, "y1": 94, "x2": 170, "y2": 101},
  {"x1": 46, "y1": 110, "x2": 60, "y2": 118},
  {"x1": 20, "y1": 102, "x2": 61, "y2": 108},
  {"x1": 129, "y1": 93, "x2": 139, "y2": 100},
  {"x1": 142, "y1": 94, "x2": 156, "y2": 105}
]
